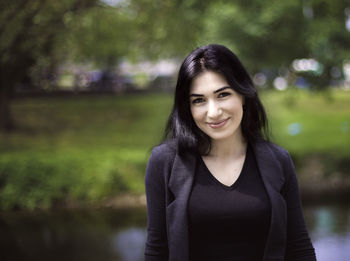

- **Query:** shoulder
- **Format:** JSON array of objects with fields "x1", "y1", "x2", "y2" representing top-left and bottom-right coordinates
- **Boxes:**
[
  {"x1": 253, "y1": 139, "x2": 295, "y2": 177},
  {"x1": 255, "y1": 139, "x2": 291, "y2": 163},
  {"x1": 149, "y1": 139, "x2": 178, "y2": 162},
  {"x1": 146, "y1": 139, "x2": 178, "y2": 175},
  {"x1": 256, "y1": 139, "x2": 297, "y2": 183},
  {"x1": 253, "y1": 140, "x2": 298, "y2": 192}
]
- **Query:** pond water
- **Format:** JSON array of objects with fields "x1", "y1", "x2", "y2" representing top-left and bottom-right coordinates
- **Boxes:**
[
  {"x1": 0, "y1": 203, "x2": 348, "y2": 261},
  {"x1": 304, "y1": 203, "x2": 350, "y2": 261}
]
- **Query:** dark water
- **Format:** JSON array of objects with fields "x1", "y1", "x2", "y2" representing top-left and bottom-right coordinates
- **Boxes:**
[
  {"x1": 304, "y1": 203, "x2": 350, "y2": 261},
  {"x1": 0, "y1": 203, "x2": 348, "y2": 261}
]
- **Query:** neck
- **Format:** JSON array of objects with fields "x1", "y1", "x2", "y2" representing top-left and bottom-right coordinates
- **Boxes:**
[{"x1": 208, "y1": 130, "x2": 247, "y2": 159}]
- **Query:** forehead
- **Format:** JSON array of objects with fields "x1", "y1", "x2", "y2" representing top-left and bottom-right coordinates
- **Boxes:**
[{"x1": 190, "y1": 71, "x2": 229, "y2": 94}]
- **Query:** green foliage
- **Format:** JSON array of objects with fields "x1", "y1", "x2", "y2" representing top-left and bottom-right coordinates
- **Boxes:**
[
  {"x1": 201, "y1": 0, "x2": 308, "y2": 70},
  {"x1": 64, "y1": 0, "x2": 213, "y2": 65},
  {"x1": 67, "y1": 5, "x2": 137, "y2": 66},
  {"x1": 2, "y1": 0, "x2": 349, "y2": 91},
  {"x1": 0, "y1": 149, "x2": 138, "y2": 210},
  {"x1": 123, "y1": 0, "x2": 212, "y2": 59},
  {"x1": 0, "y1": 0, "x2": 99, "y2": 130},
  {"x1": 0, "y1": 0, "x2": 98, "y2": 74},
  {"x1": 200, "y1": 0, "x2": 350, "y2": 88}
]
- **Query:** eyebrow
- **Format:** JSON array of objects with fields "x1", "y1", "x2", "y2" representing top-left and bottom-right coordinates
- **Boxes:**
[{"x1": 190, "y1": 86, "x2": 232, "y2": 97}]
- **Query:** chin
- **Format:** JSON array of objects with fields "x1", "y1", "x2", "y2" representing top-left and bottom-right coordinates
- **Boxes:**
[
  {"x1": 204, "y1": 126, "x2": 242, "y2": 142},
  {"x1": 207, "y1": 132, "x2": 234, "y2": 141}
]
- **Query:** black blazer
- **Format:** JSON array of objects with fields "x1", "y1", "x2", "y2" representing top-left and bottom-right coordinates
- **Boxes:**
[{"x1": 144, "y1": 139, "x2": 316, "y2": 261}]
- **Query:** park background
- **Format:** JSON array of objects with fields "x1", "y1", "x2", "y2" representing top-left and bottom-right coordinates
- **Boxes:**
[{"x1": 0, "y1": 0, "x2": 350, "y2": 260}]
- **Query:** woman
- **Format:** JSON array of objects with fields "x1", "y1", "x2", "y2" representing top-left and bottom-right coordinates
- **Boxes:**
[{"x1": 144, "y1": 44, "x2": 316, "y2": 261}]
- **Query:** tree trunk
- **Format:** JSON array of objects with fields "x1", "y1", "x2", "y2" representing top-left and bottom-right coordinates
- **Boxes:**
[{"x1": 0, "y1": 73, "x2": 14, "y2": 131}]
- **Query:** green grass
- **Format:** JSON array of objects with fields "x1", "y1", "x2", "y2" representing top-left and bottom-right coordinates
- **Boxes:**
[
  {"x1": 0, "y1": 89, "x2": 349, "y2": 209},
  {"x1": 261, "y1": 89, "x2": 350, "y2": 156},
  {"x1": 0, "y1": 94, "x2": 173, "y2": 209}
]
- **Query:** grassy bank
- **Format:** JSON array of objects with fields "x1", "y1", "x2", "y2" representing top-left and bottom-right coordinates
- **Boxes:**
[
  {"x1": 0, "y1": 89, "x2": 349, "y2": 209},
  {"x1": 0, "y1": 94, "x2": 173, "y2": 209},
  {"x1": 263, "y1": 89, "x2": 350, "y2": 156}
]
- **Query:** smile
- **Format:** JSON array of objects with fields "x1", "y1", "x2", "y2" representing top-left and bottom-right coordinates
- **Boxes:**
[{"x1": 207, "y1": 118, "x2": 230, "y2": 129}]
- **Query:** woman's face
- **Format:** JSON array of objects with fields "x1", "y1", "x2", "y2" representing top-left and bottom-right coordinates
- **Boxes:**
[{"x1": 189, "y1": 70, "x2": 244, "y2": 142}]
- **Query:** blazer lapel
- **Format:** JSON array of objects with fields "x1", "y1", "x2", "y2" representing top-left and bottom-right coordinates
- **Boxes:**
[
  {"x1": 167, "y1": 152, "x2": 197, "y2": 261},
  {"x1": 253, "y1": 141, "x2": 287, "y2": 260}
]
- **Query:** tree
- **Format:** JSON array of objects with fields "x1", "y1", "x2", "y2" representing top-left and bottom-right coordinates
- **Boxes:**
[
  {"x1": 75, "y1": 0, "x2": 212, "y2": 61},
  {"x1": 0, "y1": 0, "x2": 97, "y2": 131},
  {"x1": 200, "y1": 0, "x2": 350, "y2": 89},
  {"x1": 126, "y1": 0, "x2": 212, "y2": 59},
  {"x1": 200, "y1": 1, "x2": 309, "y2": 70},
  {"x1": 302, "y1": 0, "x2": 350, "y2": 89}
]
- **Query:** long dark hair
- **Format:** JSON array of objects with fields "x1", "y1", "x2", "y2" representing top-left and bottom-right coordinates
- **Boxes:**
[{"x1": 164, "y1": 44, "x2": 268, "y2": 155}]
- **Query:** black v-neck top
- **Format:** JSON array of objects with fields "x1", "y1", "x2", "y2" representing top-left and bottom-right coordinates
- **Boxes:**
[{"x1": 188, "y1": 145, "x2": 271, "y2": 261}]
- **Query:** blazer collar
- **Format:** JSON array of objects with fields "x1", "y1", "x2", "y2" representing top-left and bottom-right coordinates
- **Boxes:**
[
  {"x1": 252, "y1": 140, "x2": 285, "y2": 191},
  {"x1": 167, "y1": 152, "x2": 197, "y2": 261},
  {"x1": 252, "y1": 141, "x2": 287, "y2": 260}
]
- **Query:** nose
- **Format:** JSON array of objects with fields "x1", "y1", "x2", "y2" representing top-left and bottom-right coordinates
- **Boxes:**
[{"x1": 207, "y1": 100, "x2": 222, "y2": 119}]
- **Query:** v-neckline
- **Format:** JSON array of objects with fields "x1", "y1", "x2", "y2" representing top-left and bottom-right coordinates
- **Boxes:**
[{"x1": 199, "y1": 146, "x2": 249, "y2": 189}]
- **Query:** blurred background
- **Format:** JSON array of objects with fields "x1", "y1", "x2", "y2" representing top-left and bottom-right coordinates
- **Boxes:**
[{"x1": 0, "y1": 0, "x2": 350, "y2": 260}]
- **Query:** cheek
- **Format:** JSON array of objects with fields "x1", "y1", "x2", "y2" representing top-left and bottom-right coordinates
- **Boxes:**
[
  {"x1": 225, "y1": 98, "x2": 244, "y2": 113},
  {"x1": 190, "y1": 107, "x2": 204, "y2": 123}
]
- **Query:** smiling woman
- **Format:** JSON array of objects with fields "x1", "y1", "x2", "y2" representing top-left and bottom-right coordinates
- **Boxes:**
[
  {"x1": 144, "y1": 44, "x2": 316, "y2": 261},
  {"x1": 189, "y1": 71, "x2": 244, "y2": 144}
]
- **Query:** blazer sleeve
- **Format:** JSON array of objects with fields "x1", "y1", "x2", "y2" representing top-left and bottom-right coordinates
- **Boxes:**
[
  {"x1": 282, "y1": 152, "x2": 317, "y2": 261},
  {"x1": 144, "y1": 145, "x2": 174, "y2": 261}
]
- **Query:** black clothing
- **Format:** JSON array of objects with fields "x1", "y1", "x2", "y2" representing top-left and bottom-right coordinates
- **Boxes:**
[
  {"x1": 188, "y1": 146, "x2": 270, "y2": 261},
  {"x1": 144, "y1": 139, "x2": 317, "y2": 261}
]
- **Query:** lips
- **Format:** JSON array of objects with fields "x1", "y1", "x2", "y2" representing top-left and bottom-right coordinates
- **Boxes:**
[{"x1": 207, "y1": 118, "x2": 229, "y2": 129}]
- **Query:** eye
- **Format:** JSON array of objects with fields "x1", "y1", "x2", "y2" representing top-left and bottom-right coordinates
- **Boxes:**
[
  {"x1": 191, "y1": 97, "x2": 205, "y2": 104},
  {"x1": 218, "y1": 92, "x2": 231, "y2": 98}
]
